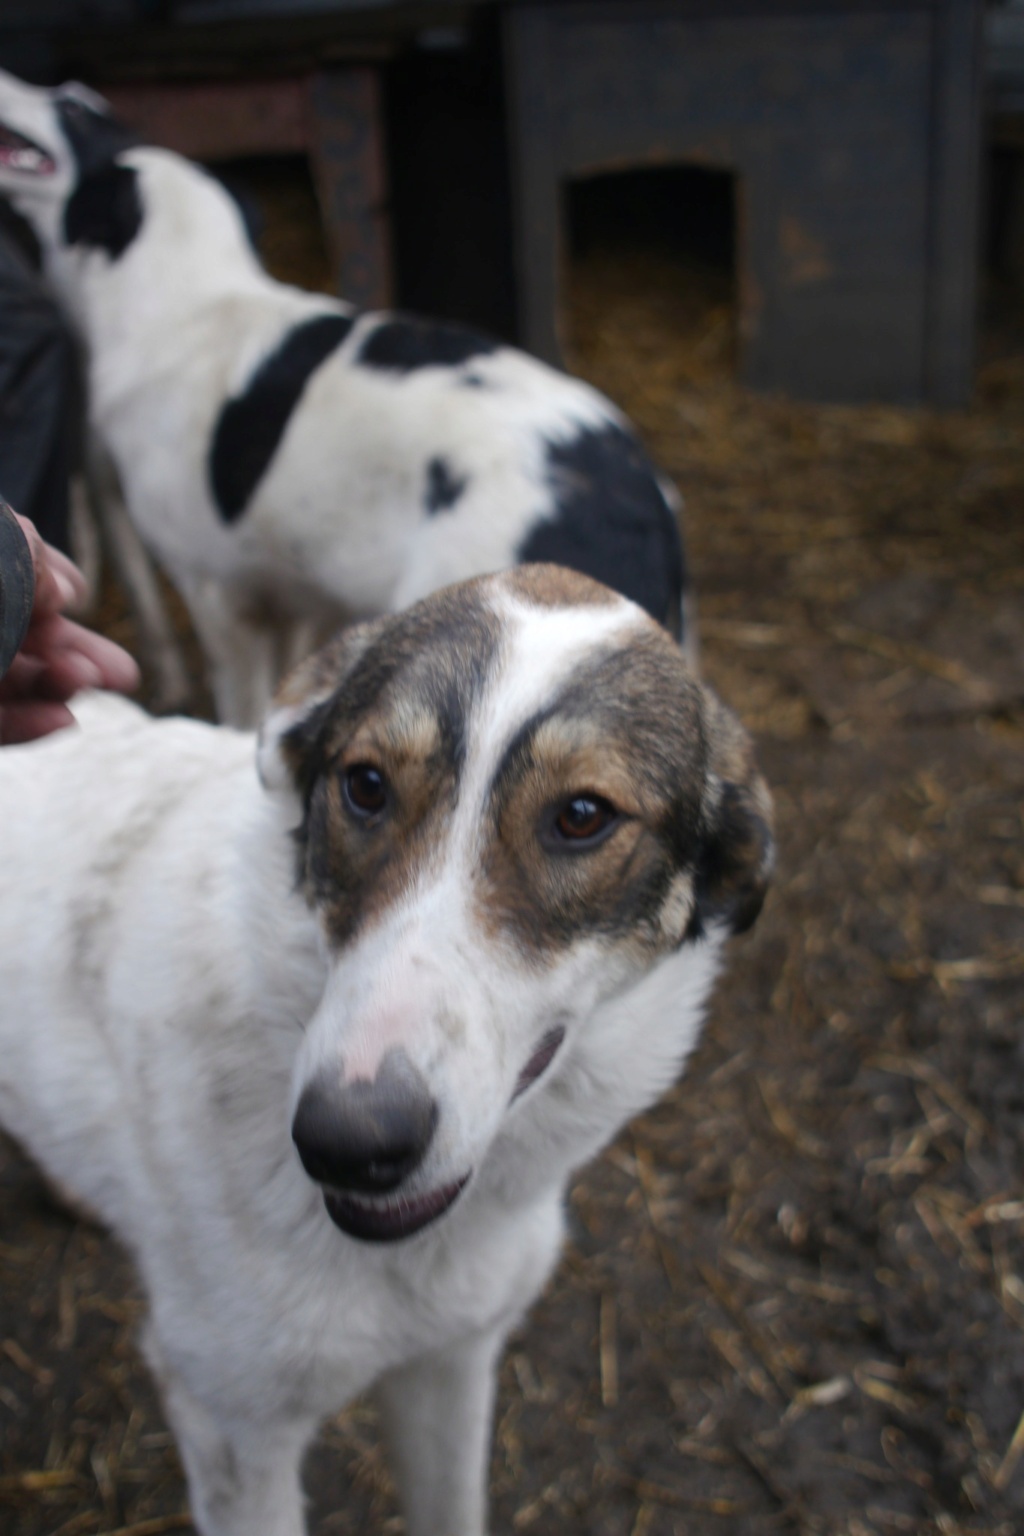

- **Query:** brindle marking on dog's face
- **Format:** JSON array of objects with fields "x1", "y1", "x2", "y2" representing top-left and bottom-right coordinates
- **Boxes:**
[
  {"x1": 503, "y1": 563, "x2": 621, "y2": 612},
  {"x1": 282, "y1": 585, "x2": 503, "y2": 946},
  {"x1": 278, "y1": 570, "x2": 773, "y2": 958},
  {"x1": 479, "y1": 629, "x2": 709, "y2": 959}
]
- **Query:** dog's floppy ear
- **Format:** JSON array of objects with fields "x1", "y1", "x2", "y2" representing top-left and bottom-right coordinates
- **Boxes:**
[
  {"x1": 257, "y1": 618, "x2": 388, "y2": 795},
  {"x1": 56, "y1": 92, "x2": 140, "y2": 181},
  {"x1": 691, "y1": 689, "x2": 774, "y2": 938},
  {"x1": 57, "y1": 92, "x2": 143, "y2": 260}
]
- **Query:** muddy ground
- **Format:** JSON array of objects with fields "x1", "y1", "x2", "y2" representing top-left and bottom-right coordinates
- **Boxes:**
[{"x1": 1, "y1": 171, "x2": 1023, "y2": 1536}]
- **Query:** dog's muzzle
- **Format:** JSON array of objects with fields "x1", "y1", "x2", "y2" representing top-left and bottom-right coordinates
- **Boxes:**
[
  {"x1": 292, "y1": 1048, "x2": 467, "y2": 1242},
  {"x1": 0, "y1": 124, "x2": 56, "y2": 176}
]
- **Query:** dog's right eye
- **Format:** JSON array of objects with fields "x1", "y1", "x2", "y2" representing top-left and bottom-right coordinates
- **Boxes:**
[
  {"x1": 543, "y1": 793, "x2": 620, "y2": 850},
  {"x1": 343, "y1": 764, "x2": 388, "y2": 819}
]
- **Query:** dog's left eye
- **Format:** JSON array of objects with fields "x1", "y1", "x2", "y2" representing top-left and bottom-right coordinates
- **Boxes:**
[
  {"x1": 551, "y1": 794, "x2": 618, "y2": 845},
  {"x1": 343, "y1": 764, "x2": 388, "y2": 819}
]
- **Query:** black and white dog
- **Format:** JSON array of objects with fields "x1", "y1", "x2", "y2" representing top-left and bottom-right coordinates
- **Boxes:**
[
  {"x1": 0, "y1": 69, "x2": 691, "y2": 724},
  {"x1": 0, "y1": 567, "x2": 771, "y2": 1536}
]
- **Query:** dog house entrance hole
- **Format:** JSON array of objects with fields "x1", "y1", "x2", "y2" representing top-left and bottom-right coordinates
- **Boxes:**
[{"x1": 564, "y1": 164, "x2": 738, "y2": 382}]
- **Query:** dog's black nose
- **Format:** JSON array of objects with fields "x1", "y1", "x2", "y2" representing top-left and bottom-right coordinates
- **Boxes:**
[{"x1": 292, "y1": 1050, "x2": 438, "y2": 1194}]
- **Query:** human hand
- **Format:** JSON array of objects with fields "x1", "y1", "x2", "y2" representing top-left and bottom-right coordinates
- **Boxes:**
[{"x1": 0, "y1": 507, "x2": 140, "y2": 745}]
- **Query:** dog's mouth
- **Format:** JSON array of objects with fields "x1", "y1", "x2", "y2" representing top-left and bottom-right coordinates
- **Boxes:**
[
  {"x1": 511, "y1": 1025, "x2": 566, "y2": 1102},
  {"x1": 0, "y1": 124, "x2": 57, "y2": 176},
  {"x1": 322, "y1": 1175, "x2": 470, "y2": 1243}
]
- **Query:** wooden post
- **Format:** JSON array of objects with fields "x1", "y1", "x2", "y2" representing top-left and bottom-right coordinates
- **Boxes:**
[{"x1": 309, "y1": 68, "x2": 392, "y2": 312}]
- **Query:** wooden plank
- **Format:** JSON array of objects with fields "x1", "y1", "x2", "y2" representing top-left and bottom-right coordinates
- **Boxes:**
[
  {"x1": 104, "y1": 78, "x2": 309, "y2": 160},
  {"x1": 503, "y1": 6, "x2": 563, "y2": 362},
  {"x1": 308, "y1": 68, "x2": 392, "y2": 310}
]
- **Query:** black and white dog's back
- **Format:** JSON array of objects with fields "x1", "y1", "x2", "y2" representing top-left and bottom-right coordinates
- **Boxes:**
[{"x1": 0, "y1": 69, "x2": 689, "y2": 724}]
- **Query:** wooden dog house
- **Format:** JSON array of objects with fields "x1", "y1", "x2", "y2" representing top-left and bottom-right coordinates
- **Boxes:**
[{"x1": 503, "y1": 0, "x2": 984, "y2": 405}]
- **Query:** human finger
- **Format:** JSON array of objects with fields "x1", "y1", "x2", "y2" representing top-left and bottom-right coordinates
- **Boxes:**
[
  {"x1": 17, "y1": 614, "x2": 140, "y2": 699},
  {"x1": 0, "y1": 698, "x2": 77, "y2": 746},
  {"x1": 13, "y1": 512, "x2": 88, "y2": 617}
]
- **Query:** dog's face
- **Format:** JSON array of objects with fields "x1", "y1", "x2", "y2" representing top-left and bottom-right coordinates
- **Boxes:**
[
  {"x1": 0, "y1": 70, "x2": 139, "y2": 255},
  {"x1": 260, "y1": 568, "x2": 772, "y2": 1243}
]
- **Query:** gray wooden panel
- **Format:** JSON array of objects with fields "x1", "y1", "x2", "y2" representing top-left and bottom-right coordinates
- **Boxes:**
[
  {"x1": 753, "y1": 282, "x2": 928, "y2": 399},
  {"x1": 550, "y1": 12, "x2": 932, "y2": 166}
]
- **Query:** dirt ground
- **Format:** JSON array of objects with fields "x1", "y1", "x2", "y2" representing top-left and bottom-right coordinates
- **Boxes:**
[{"x1": 1, "y1": 170, "x2": 1023, "y2": 1536}]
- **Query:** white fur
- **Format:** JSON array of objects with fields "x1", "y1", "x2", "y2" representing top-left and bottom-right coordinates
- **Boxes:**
[{"x1": 0, "y1": 583, "x2": 728, "y2": 1536}]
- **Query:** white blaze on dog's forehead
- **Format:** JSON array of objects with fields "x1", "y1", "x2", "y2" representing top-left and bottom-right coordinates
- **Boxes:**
[
  {"x1": 454, "y1": 588, "x2": 648, "y2": 814},
  {"x1": 485, "y1": 585, "x2": 643, "y2": 726},
  {"x1": 435, "y1": 586, "x2": 654, "y2": 900}
]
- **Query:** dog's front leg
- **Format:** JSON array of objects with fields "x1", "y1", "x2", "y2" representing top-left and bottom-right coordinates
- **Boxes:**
[
  {"x1": 85, "y1": 443, "x2": 193, "y2": 713},
  {"x1": 175, "y1": 573, "x2": 279, "y2": 727},
  {"x1": 375, "y1": 1324, "x2": 507, "y2": 1536},
  {"x1": 159, "y1": 1371, "x2": 315, "y2": 1536}
]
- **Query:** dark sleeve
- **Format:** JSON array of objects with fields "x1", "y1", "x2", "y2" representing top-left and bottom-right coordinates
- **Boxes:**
[{"x1": 0, "y1": 225, "x2": 80, "y2": 552}]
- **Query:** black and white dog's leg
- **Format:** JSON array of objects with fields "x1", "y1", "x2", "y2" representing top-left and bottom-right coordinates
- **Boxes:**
[
  {"x1": 175, "y1": 574, "x2": 279, "y2": 728},
  {"x1": 67, "y1": 474, "x2": 101, "y2": 610},
  {"x1": 85, "y1": 445, "x2": 193, "y2": 713},
  {"x1": 375, "y1": 1323, "x2": 508, "y2": 1536}
]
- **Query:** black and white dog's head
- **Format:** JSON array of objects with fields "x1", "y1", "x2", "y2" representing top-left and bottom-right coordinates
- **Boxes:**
[
  {"x1": 258, "y1": 567, "x2": 773, "y2": 1243},
  {"x1": 0, "y1": 68, "x2": 141, "y2": 261}
]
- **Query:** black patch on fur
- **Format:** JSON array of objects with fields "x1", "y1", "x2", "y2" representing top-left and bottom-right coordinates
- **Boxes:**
[
  {"x1": 424, "y1": 456, "x2": 467, "y2": 515},
  {"x1": 357, "y1": 315, "x2": 498, "y2": 373},
  {"x1": 518, "y1": 425, "x2": 686, "y2": 638},
  {"x1": 63, "y1": 163, "x2": 142, "y2": 259},
  {"x1": 209, "y1": 313, "x2": 355, "y2": 523}
]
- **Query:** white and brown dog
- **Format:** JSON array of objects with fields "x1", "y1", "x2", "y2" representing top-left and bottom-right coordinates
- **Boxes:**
[
  {"x1": 0, "y1": 68, "x2": 691, "y2": 725},
  {"x1": 0, "y1": 569, "x2": 770, "y2": 1536}
]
